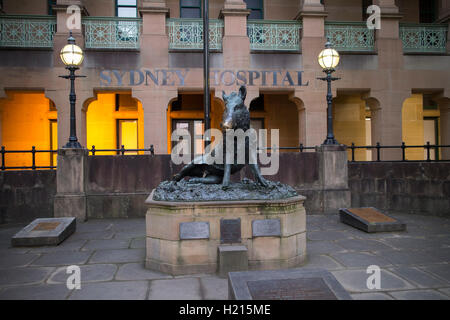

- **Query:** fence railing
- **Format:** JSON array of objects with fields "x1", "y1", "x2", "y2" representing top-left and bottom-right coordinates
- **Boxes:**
[
  {"x1": 167, "y1": 18, "x2": 224, "y2": 51},
  {"x1": 325, "y1": 21, "x2": 375, "y2": 52},
  {"x1": 88, "y1": 145, "x2": 155, "y2": 156},
  {"x1": 247, "y1": 20, "x2": 302, "y2": 51},
  {"x1": 400, "y1": 23, "x2": 448, "y2": 54},
  {"x1": 82, "y1": 17, "x2": 142, "y2": 50},
  {"x1": 348, "y1": 142, "x2": 450, "y2": 162},
  {"x1": 0, "y1": 146, "x2": 57, "y2": 170},
  {"x1": 0, "y1": 15, "x2": 57, "y2": 48}
]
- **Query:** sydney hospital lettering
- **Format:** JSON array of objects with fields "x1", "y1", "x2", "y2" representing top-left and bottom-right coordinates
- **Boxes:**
[{"x1": 99, "y1": 69, "x2": 310, "y2": 87}]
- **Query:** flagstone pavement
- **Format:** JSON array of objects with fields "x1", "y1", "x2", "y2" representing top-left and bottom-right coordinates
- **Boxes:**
[{"x1": 0, "y1": 213, "x2": 449, "y2": 300}]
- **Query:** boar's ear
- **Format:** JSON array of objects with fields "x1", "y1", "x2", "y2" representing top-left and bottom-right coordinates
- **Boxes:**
[
  {"x1": 222, "y1": 90, "x2": 227, "y2": 101},
  {"x1": 239, "y1": 86, "x2": 247, "y2": 101}
]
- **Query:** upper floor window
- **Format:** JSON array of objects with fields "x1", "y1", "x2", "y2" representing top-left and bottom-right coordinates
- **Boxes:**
[
  {"x1": 244, "y1": 0, "x2": 263, "y2": 19},
  {"x1": 419, "y1": 0, "x2": 438, "y2": 23},
  {"x1": 180, "y1": 0, "x2": 201, "y2": 18},
  {"x1": 116, "y1": 0, "x2": 138, "y2": 18},
  {"x1": 48, "y1": 0, "x2": 57, "y2": 15}
]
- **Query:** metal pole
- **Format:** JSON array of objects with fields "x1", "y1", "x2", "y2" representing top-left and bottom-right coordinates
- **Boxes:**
[
  {"x1": 203, "y1": 0, "x2": 211, "y2": 149},
  {"x1": 64, "y1": 67, "x2": 82, "y2": 148},
  {"x1": 323, "y1": 71, "x2": 338, "y2": 145}
]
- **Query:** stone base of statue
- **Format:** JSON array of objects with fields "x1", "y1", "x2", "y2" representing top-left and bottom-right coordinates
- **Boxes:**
[{"x1": 145, "y1": 180, "x2": 307, "y2": 276}]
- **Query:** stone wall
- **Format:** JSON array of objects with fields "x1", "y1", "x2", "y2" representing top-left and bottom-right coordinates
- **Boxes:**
[
  {"x1": 349, "y1": 162, "x2": 450, "y2": 217},
  {"x1": 0, "y1": 170, "x2": 56, "y2": 224}
]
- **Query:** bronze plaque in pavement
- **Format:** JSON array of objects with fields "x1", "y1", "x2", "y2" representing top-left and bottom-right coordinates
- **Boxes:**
[
  {"x1": 32, "y1": 222, "x2": 61, "y2": 231},
  {"x1": 220, "y1": 218, "x2": 241, "y2": 244},
  {"x1": 348, "y1": 208, "x2": 396, "y2": 223},
  {"x1": 247, "y1": 278, "x2": 338, "y2": 300}
]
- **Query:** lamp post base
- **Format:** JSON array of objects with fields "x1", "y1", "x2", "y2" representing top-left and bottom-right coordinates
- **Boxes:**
[
  {"x1": 63, "y1": 141, "x2": 83, "y2": 149},
  {"x1": 323, "y1": 137, "x2": 339, "y2": 145}
]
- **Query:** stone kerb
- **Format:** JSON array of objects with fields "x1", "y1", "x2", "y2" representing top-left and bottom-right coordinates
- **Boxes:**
[{"x1": 145, "y1": 190, "x2": 307, "y2": 275}]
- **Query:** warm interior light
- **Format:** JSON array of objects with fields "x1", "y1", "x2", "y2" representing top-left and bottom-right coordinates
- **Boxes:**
[
  {"x1": 60, "y1": 43, "x2": 84, "y2": 67},
  {"x1": 318, "y1": 47, "x2": 340, "y2": 70}
]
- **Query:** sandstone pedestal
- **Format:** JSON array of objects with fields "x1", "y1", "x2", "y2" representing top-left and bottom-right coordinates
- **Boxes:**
[{"x1": 145, "y1": 191, "x2": 307, "y2": 276}]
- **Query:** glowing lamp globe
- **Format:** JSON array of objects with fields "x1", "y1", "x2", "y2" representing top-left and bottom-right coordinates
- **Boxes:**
[{"x1": 318, "y1": 41, "x2": 340, "y2": 71}]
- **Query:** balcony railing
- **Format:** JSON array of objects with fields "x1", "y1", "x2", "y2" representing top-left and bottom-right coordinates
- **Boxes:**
[
  {"x1": 247, "y1": 20, "x2": 302, "y2": 51},
  {"x1": 400, "y1": 23, "x2": 448, "y2": 54},
  {"x1": 0, "y1": 15, "x2": 56, "y2": 48},
  {"x1": 167, "y1": 18, "x2": 224, "y2": 51},
  {"x1": 325, "y1": 21, "x2": 375, "y2": 52},
  {"x1": 82, "y1": 17, "x2": 142, "y2": 50}
]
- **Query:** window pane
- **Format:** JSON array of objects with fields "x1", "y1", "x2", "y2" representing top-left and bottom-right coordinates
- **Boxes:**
[
  {"x1": 248, "y1": 10, "x2": 263, "y2": 19},
  {"x1": 118, "y1": 0, "x2": 136, "y2": 5},
  {"x1": 181, "y1": 0, "x2": 201, "y2": 7},
  {"x1": 181, "y1": 7, "x2": 201, "y2": 18},
  {"x1": 244, "y1": 0, "x2": 262, "y2": 9},
  {"x1": 118, "y1": 7, "x2": 137, "y2": 17}
]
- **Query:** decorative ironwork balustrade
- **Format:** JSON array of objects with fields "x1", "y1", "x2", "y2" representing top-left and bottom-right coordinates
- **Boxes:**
[
  {"x1": 82, "y1": 17, "x2": 142, "y2": 50},
  {"x1": 247, "y1": 20, "x2": 301, "y2": 51},
  {"x1": 325, "y1": 22, "x2": 375, "y2": 52},
  {"x1": 400, "y1": 23, "x2": 448, "y2": 53},
  {"x1": 0, "y1": 15, "x2": 56, "y2": 48},
  {"x1": 167, "y1": 18, "x2": 224, "y2": 51}
]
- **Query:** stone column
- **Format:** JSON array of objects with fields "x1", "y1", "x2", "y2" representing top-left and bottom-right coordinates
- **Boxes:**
[
  {"x1": 373, "y1": 0, "x2": 404, "y2": 70},
  {"x1": 295, "y1": 1, "x2": 329, "y2": 148},
  {"x1": 367, "y1": 91, "x2": 411, "y2": 160},
  {"x1": 139, "y1": 0, "x2": 170, "y2": 68},
  {"x1": 132, "y1": 88, "x2": 177, "y2": 154},
  {"x1": 220, "y1": 0, "x2": 251, "y2": 69},
  {"x1": 316, "y1": 144, "x2": 351, "y2": 214},
  {"x1": 53, "y1": 148, "x2": 88, "y2": 221}
]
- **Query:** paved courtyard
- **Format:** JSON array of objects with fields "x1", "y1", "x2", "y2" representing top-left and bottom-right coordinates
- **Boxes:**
[{"x1": 0, "y1": 213, "x2": 449, "y2": 300}]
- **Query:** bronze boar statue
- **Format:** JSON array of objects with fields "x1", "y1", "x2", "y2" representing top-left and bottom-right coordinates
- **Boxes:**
[{"x1": 173, "y1": 86, "x2": 269, "y2": 188}]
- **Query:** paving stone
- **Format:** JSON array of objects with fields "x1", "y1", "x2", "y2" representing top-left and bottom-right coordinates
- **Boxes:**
[
  {"x1": 76, "y1": 221, "x2": 114, "y2": 233},
  {"x1": 111, "y1": 219, "x2": 146, "y2": 232},
  {"x1": 330, "y1": 252, "x2": 393, "y2": 268},
  {"x1": 148, "y1": 278, "x2": 202, "y2": 300},
  {"x1": 304, "y1": 254, "x2": 344, "y2": 270},
  {"x1": 113, "y1": 230, "x2": 146, "y2": 239},
  {"x1": 0, "y1": 267, "x2": 55, "y2": 286},
  {"x1": 334, "y1": 239, "x2": 393, "y2": 252},
  {"x1": 389, "y1": 289, "x2": 449, "y2": 300},
  {"x1": 69, "y1": 281, "x2": 149, "y2": 300},
  {"x1": 307, "y1": 241, "x2": 346, "y2": 255},
  {"x1": 200, "y1": 276, "x2": 228, "y2": 300},
  {"x1": 419, "y1": 265, "x2": 450, "y2": 283},
  {"x1": 0, "y1": 284, "x2": 71, "y2": 300},
  {"x1": 350, "y1": 292, "x2": 394, "y2": 300},
  {"x1": 382, "y1": 237, "x2": 442, "y2": 250},
  {"x1": 130, "y1": 238, "x2": 146, "y2": 249},
  {"x1": 48, "y1": 264, "x2": 117, "y2": 284},
  {"x1": 88, "y1": 248, "x2": 144, "y2": 264},
  {"x1": 307, "y1": 230, "x2": 352, "y2": 241},
  {"x1": 389, "y1": 266, "x2": 447, "y2": 288},
  {"x1": 332, "y1": 269, "x2": 415, "y2": 293},
  {"x1": 68, "y1": 230, "x2": 115, "y2": 241},
  {"x1": 31, "y1": 251, "x2": 92, "y2": 266},
  {"x1": 0, "y1": 253, "x2": 40, "y2": 268},
  {"x1": 426, "y1": 248, "x2": 450, "y2": 262},
  {"x1": 82, "y1": 239, "x2": 130, "y2": 250},
  {"x1": 115, "y1": 263, "x2": 171, "y2": 281},
  {"x1": 438, "y1": 288, "x2": 450, "y2": 297},
  {"x1": 375, "y1": 249, "x2": 444, "y2": 266},
  {"x1": 26, "y1": 239, "x2": 88, "y2": 253}
]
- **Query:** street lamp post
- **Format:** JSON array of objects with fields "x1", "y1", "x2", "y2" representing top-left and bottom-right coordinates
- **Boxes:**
[
  {"x1": 59, "y1": 31, "x2": 85, "y2": 149},
  {"x1": 317, "y1": 39, "x2": 341, "y2": 145}
]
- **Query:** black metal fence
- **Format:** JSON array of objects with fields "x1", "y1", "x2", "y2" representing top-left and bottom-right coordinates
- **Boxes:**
[{"x1": 1, "y1": 142, "x2": 449, "y2": 170}]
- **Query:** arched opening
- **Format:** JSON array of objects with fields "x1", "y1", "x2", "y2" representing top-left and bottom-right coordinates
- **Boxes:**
[
  {"x1": 166, "y1": 91, "x2": 223, "y2": 155},
  {"x1": 0, "y1": 90, "x2": 57, "y2": 169},
  {"x1": 85, "y1": 91, "x2": 144, "y2": 154},
  {"x1": 332, "y1": 92, "x2": 370, "y2": 160},
  {"x1": 402, "y1": 92, "x2": 441, "y2": 160},
  {"x1": 249, "y1": 92, "x2": 299, "y2": 151}
]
